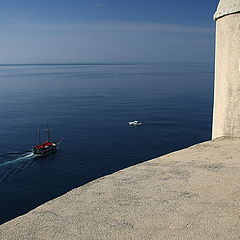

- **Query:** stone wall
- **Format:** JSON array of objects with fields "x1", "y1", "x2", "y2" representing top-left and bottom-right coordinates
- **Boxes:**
[{"x1": 212, "y1": 12, "x2": 240, "y2": 138}]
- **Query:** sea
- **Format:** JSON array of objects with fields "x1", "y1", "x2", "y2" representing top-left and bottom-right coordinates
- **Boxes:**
[{"x1": 0, "y1": 63, "x2": 213, "y2": 224}]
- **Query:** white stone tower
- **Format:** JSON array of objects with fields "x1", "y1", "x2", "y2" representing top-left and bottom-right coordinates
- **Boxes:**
[{"x1": 212, "y1": 0, "x2": 240, "y2": 139}]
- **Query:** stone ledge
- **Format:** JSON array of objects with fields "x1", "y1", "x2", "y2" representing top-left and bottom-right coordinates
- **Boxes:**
[
  {"x1": 214, "y1": 0, "x2": 240, "y2": 20},
  {"x1": 1, "y1": 137, "x2": 240, "y2": 240}
]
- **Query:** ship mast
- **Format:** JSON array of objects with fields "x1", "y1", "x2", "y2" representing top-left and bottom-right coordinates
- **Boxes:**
[
  {"x1": 46, "y1": 124, "x2": 50, "y2": 142},
  {"x1": 38, "y1": 128, "x2": 41, "y2": 145}
]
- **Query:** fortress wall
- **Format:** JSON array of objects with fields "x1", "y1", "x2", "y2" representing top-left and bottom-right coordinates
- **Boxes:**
[
  {"x1": 212, "y1": 13, "x2": 240, "y2": 138},
  {"x1": 1, "y1": 138, "x2": 240, "y2": 240}
]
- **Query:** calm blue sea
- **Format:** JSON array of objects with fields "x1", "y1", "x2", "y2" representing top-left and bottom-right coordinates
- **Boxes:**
[{"x1": 0, "y1": 63, "x2": 213, "y2": 224}]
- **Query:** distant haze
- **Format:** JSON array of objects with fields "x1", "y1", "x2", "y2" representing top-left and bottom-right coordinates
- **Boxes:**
[{"x1": 0, "y1": 0, "x2": 218, "y2": 64}]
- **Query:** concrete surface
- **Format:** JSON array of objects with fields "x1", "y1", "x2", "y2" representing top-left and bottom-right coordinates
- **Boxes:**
[
  {"x1": 1, "y1": 137, "x2": 240, "y2": 240},
  {"x1": 214, "y1": 0, "x2": 240, "y2": 20},
  {"x1": 212, "y1": 12, "x2": 240, "y2": 139}
]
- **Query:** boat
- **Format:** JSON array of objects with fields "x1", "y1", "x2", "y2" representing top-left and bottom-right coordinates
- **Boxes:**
[
  {"x1": 129, "y1": 120, "x2": 142, "y2": 126},
  {"x1": 33, "y1": 125, "x2": 62, "y2": 156}
]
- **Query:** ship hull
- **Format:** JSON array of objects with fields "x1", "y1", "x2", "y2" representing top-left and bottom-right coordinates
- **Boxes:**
[{"x1": 33, "y1": 147, "x2": 57, "y2": 156}]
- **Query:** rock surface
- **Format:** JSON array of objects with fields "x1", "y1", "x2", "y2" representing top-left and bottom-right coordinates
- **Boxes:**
[{"x1": 1, "y1": 137, "x2": 240, "y2": 240}]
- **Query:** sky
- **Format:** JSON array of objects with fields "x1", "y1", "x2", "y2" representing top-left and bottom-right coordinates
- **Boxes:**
[{"x1": 0, "y1": 0, "x2": 219, "y2": 64}]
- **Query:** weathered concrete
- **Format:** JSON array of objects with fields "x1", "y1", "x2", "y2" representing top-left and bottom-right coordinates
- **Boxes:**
[
  {"x1": 1, "y1": 137, "x2": 240, "y2": 240},
  {"x1": 212, "y1": 1, "x2": 240, "y2": 138},
  {"x1": 214, "y1": 0, "x2": 240, "y2": 20}
]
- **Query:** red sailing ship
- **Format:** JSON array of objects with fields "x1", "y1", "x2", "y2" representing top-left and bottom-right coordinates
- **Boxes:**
[{"x1": 33, "y1": 125, "x2": 61, "y2": 156}]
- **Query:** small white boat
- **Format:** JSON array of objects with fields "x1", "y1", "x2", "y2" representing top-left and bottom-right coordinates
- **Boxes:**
[{"x1": 129, "y1": 120, "x2": 142, "y2": 126}]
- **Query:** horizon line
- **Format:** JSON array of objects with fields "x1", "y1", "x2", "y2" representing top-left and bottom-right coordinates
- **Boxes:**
[{"x1": 0, "y1": 61, "x2": 214, "y2": 67}]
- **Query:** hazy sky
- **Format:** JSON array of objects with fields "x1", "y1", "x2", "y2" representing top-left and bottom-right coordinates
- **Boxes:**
[{"x1": 0, "y1": 0, "x2": 219, "y2": 64}]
